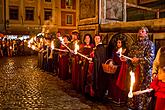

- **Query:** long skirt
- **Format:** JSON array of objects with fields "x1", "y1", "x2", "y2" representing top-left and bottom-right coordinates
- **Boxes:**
[
  {"x1": 59, "y1": 55, "x2": 69, "y2": 80},
  {"x1": 71, "y1": 55, "x2": 81, "y2": 91}
]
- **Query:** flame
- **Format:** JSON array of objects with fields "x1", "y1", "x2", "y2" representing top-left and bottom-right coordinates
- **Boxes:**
[
  {"x1": 128, "y1": 70, "x2": 135, "y2": 98},
  {"x1": 31, "y1": 45, "x2": 36, "y2": 50},
  {"x1": 33, "y1": 36, "x2": 37, "y2": 41},
  {"x1": 51, "y1": 41, "x2": 54, "y2": 50},
  {"x1": 40, "y1": 38, "x2": 43, "y2": 42},
  {"x1": 74, "y1": 41, "x2": 79, "y2": 54},
  {"x1": 28, "y1": 37, "x2": 34, "y2": 48}
]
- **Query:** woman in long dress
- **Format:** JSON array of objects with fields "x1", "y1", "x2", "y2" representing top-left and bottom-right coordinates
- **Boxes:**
[
  {"x1": 108, "y1": 36, "x2": 128, "y2": 105},
  {"x1": 58, "y1": 35, "x2": 70, "y2": 80},
  {"x1": 79, "y1": 34, "x2": 94, "y2": 95}
]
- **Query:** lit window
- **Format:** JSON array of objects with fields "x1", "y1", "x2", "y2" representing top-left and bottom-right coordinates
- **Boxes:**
[
  {"x1": 25, "y1": 7, "x2": 34, "y2": 21},
  {"x1": 66, "y1": 0, "x2": 72, "y2": 9},
  {"x1": 9, "y1": 6, "x2": 19, "y2": 20},
  {"x1": 66, "y1": 14, "x2": 73, "y2": 25},
  {"x1": 44, "y1": 9, "x2": 52, "y2": 20}
]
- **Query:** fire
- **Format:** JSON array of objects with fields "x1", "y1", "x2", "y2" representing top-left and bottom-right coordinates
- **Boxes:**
[
  {"x1": 31, "y1": 45, "x2": 36, "y2": 50},
  {"x1": 74, "y1": 41, "x2": 79, "y2": 54},
  {"x1": 51, "y1": 41, "x2": 54, "y2": 50},
  {"x1": 28, "y1": 37, "x2": 34, "y2": 48},
  {"x1": 116, "y1": 47, "x2": 132, "y2": 60},
  {"x1": 128, "y1": 70, "x2": 135, "y2": 98}
]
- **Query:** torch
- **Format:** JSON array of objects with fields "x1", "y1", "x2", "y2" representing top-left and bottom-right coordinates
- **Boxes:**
[
  {"x1": 74, "y1": 41, "x2": 92, "y2": 61},
  {"x1": 133, "y1": 88, "x2": 153, "y2": 95},
  {"x1": 58, "y1": 37, "x2": 72, "y2": 52},
  {"x1": 48, "y1": 40, "x2": 54, "y2": 59},
  {"x1": 116, "y1": 48, "x2": 132, "y2": 60},
  {"x1": 128, "y1": 71, "x2": 135, "y2": 98}
]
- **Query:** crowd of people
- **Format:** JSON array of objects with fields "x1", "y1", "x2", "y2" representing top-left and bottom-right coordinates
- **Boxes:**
[
  {"x1": 0, "y1": 38, "x2": 27, "y2": 57},
  {"x1": 37, "y1": 27, "x2": 165, "y2": 110}
]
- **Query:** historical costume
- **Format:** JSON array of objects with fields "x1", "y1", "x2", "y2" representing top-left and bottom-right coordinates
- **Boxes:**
[
  {"x1": 90, "y1": 35, "x2": 107, "y2": 100},
  {"x1": 127, "y1": 27, "x2": 155, "y2": 110},
  {"x1": 108, "y1": 37, "x2": 128, "y2": 105},
  {"x1": 58, "y1": 35, "x2": 70, "y2": 80},
  {"x1": 69, "y1": 30, "x2": 82, "y2": 91},
  {"x1": 53, "y1": 31, "x2": 61, "y2": 74},
  {"x1": 150, "y1": 46, "x2": 165, "y2": 110},
  {"x1": 80, "y1": 43, "x2": 94, "y2": 95}
]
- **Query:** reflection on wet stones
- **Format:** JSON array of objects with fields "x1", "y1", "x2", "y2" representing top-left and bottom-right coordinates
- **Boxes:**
[{"x1": 0, "y1": 56, "x2": 127, "y2": 110}]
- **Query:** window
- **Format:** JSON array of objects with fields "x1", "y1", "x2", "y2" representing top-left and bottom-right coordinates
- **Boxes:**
[
  {"x1": 25, "y1": 7, "x2": 34, "y2": 21},
  {"x1": 66, "y1": 14, "x2": 73, "y2": 25},
  {"x1": 66, "y1": 0, "x2": 72, "y2": 9},
  {"x1": 44, "y1": 9, "x2": 52, "y2": 20},
  {"x1": 9, "y1": 6, "x2": 19, "y2": 20},
  {"x1": 45, "y1": 0, "x2": 51, "y2": 2}
]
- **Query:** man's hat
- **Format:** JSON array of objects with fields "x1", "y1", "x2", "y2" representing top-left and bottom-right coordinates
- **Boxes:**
[{"x1": 71, "y1": 30, "x2": 79, "y2": 35}]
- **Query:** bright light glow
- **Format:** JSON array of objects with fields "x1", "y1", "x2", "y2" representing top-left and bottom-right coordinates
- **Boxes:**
[
  {"x1": 128, "y1": 70, "x2": 135, "y2": 98},
  {"x1": 74, "y1": 41, "x2": 79, "y2": 54},
  {"x1": 51, "y1": 41, "x2": 54, "y2": 50}
]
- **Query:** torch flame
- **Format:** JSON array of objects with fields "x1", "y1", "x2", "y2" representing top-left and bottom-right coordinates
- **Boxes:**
[
  {"x1": 128, "y1": 70, "x2": 135, "y2": 98},
  {"x1": 51, "y1": 41, "x2": 54, "y2": 50},
  {"x1": 74, "y1": 41, "x2": 79, "y2": 54},
  {"x1": 28, "y1": 37, "x2": 34, "y2": 48},
  {"x1": 31, "y1": 45, "x2": 36, "y2": 50}
]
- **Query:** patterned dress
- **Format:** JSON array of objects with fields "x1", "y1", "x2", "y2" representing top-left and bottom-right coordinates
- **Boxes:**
[{"x1": 127, "y1": 37, "x2": 155, "y2": 110}]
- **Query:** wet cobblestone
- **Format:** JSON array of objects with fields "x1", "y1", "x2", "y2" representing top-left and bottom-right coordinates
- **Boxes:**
[{"x1": 0, "y1": 56, "x2": 127, "y2": 110}]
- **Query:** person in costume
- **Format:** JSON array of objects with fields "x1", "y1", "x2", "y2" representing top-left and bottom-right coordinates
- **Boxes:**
[
  {"x1": 108, "y1": 36, "x2": 128, "y2": 105},
  {"x1": 150, "y1": 46, "x2": 165, "y2": 110},
  {"x1": 127, "y1": 27, "x2": 155, "y2": 110},
  {"x1": 90, "y1": 34, "x2": 107, "y2": 100},
  {"x1": 58, "y1": 34, "x2": 70, "y2": 80},
  {"x1": 70, "y1": 30, "x2": 81, "y2": 91},
  {"x1": 79, "y1": 33, "x2": 94, "y2": 95},
  {"x1": 53, "y1": 31, "x2": 61, "y2": 74}
]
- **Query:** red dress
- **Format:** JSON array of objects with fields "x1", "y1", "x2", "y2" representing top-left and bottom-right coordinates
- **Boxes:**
[
  {"x1": 108, "y1": 49, "x2": 127, "y2": 105},
  {"x1": 70, "y1": 40, "x2": 81, "y2": 91},
  {"x1": 79, "y1": 44, "x2": 94, "y2": 95},
  {"x1": 150, "y1": 78, "x2": 165, "y2": 110},
  {"x1": 58, "y1": 44, "x2": 70, "y2": 80}
]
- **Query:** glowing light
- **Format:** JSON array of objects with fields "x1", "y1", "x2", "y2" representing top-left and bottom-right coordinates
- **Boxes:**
[
  {"x1": 74, "y1": 41, "x2": 79, "y2": 54},
  {"x1": 51, "y1": 41, "x2": 54, "y2": 50},
  {"x1": 128, "y1": 70, "x2": 135, "y2": 98},
  {"x1": 116, "y1": 47, "x2": 132, "y2": 60}
]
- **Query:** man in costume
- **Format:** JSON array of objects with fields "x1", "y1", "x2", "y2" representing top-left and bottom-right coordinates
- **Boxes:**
[
  {"x1": 127, "y1": 27, "x2": 155, "y2": 110},
  {"x1": 91, "y1": 34, "x2": 107, "y2": 100}
]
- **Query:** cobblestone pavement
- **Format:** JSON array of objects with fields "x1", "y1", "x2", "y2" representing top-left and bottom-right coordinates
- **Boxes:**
[{"x1": 0, "y1": 56, "x2": 128, "y2": 110}]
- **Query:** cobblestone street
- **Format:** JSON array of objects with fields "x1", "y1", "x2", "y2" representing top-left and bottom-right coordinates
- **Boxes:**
[{"x1": 0, "y1": 55, "x2": 127, "y2": 110}]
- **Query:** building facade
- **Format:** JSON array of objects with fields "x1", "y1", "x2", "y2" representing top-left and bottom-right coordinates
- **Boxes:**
[{"x1": 0, "y1": 0, "x2": 78, "y2": 35}]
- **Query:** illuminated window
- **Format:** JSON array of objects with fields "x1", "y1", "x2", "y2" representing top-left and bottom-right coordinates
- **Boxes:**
[
  {"x1": 44, "y1": 9, "x2": 52, "y2": 20},
  {"x1": 66, "y1": 14, "x2": 73, "y2": 25},
  {"x1": 9, "y1": 6, "x2": 19, "y2": 20},
  {"x1": 25, "y1": 7, "x2": 34, "y2": 21},
  {"x1": 66, "y1": 0, "x2": 72, "y2": 9}
]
